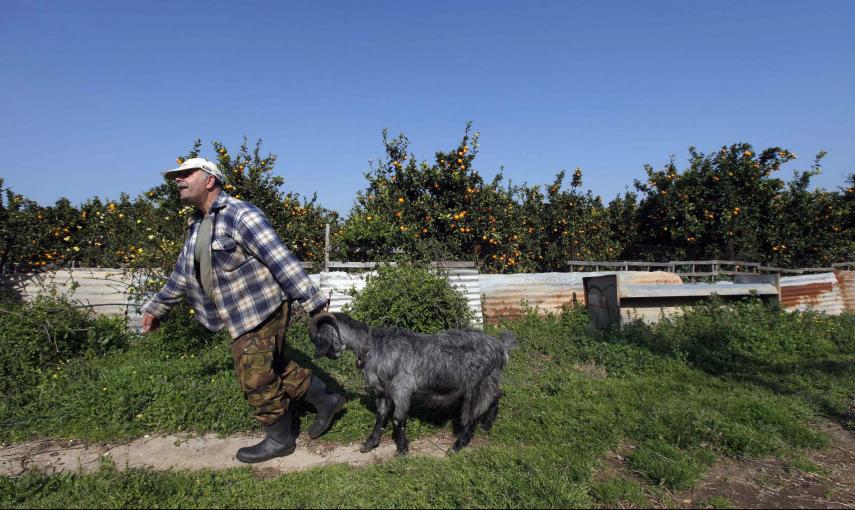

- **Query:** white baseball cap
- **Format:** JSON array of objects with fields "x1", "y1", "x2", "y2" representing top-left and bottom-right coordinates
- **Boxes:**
[{"x1": 163, "y1": 157, "x2": 224, "y2": 182}]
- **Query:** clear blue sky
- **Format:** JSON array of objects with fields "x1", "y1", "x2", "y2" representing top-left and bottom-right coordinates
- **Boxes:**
[{"x1": 2, "y1": 0, "x2": 853, "y2": 216}]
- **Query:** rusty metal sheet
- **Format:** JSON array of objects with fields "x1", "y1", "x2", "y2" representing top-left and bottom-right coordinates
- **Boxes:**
[
  {"x1": 780, "y1": 272, "x2": 844, "y2": 315},
  {"x1": 480, "y1": 272, "x2": 582, "y2": 323},
  {"x1": 480, "y1": 271, "x2": 683, "y2": 323},
  {"x1": 837, "y1": 271, "x2": 855, "y2": 313}
]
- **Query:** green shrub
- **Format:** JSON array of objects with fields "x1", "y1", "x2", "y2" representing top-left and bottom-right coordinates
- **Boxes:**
[
  {"x1": 0, "y1": 294, "x2": 128, "y2": 399},
  {"x1": 148, "y1": 302, "x2": 224, "y2": 354},
  {"x1": 344, "y1": 261, "x2": 474, "y2": 333}
]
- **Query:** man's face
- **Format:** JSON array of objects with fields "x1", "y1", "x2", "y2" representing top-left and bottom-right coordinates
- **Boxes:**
[{"x1": 174, "y1": 169, "x2": 213, "y2": 206}]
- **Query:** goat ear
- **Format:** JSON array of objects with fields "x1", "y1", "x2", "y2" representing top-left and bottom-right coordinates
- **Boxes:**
[{"x1": 310, "y1": 316, "x2": 340, "y2": 359}]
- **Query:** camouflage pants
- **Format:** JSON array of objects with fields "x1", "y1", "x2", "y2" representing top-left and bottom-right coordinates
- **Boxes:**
[{"x1": 230, "y1": 302, "x2": 312, "y2": 426}]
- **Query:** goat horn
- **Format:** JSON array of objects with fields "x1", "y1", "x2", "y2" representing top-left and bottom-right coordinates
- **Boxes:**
[{"x1": 308, "y1": 312, "x2": 338, "y2": 338}]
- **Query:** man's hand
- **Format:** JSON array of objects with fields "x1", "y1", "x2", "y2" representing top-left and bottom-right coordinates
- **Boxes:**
[
  {"x1": 308, "y1": 304, "x2": 328, "y2": 319},
  {"x1": 142, "y1": 312, "x2": 161, "y2": 334}
]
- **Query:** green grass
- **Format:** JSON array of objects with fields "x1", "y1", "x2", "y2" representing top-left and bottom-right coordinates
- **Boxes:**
[
  {"x1": 628, "y1": 439, "x2": 715, "y2": 490},
  {"x1": 2, "y1": 301, "x2": 853, "y2": 507},
  {"x1": 589, "y1": 478, "x2": 648, "y2": 508},
  {"x1": 703, "y1": 495, "x2": 734, "y2": 509}
]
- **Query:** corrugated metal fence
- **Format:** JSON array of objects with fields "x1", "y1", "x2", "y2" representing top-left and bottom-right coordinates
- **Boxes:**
[
  {"x1": 780, "y1": 272, "x2": 848, "y2": 315},
  {"x1": 3, "y1": 267, "x2": 853, "y2": 329}
]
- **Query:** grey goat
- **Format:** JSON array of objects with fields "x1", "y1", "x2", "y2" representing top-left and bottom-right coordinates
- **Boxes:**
[{"x1": 308, "y1": 312, "x2": 517, "y2": 455}]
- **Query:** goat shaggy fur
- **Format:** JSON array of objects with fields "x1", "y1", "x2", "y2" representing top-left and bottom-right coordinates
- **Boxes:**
[{"x1": 309, "y1": 312, "x2": 517, "y2": 454}]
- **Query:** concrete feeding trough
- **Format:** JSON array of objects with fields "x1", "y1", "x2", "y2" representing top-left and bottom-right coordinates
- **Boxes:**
[{"x1": 583, "y1": 273, "x2": 781, "y2": 329}]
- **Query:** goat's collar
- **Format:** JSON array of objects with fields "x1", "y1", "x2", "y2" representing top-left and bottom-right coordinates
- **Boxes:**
[{"x1": 356, "y1": 324, "x2": 372, "y2": 369}]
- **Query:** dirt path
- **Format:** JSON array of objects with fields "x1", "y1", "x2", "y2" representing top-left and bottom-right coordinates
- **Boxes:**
[{"x1": 0, "y1": 432, "x2": 457, "y2": 477}]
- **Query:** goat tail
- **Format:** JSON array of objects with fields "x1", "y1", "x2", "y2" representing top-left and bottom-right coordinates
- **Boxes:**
[{"x1": 499, "y1": 330, "x2": 518, "y2": 352}]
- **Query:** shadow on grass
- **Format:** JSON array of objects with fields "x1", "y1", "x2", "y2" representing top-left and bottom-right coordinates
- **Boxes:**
[{"x1": 610, "y1": 311, "x2": 855, "y2": 431}]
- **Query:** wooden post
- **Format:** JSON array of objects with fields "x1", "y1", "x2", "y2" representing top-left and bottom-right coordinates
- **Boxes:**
[{"x1": 324, "y1": 223, "x2": 330, "y2": 272}]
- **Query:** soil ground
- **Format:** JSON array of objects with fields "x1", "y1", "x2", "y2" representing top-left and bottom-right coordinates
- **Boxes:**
[{"x1": 595, "y1": 421, "x2": 855, "y2": 509}]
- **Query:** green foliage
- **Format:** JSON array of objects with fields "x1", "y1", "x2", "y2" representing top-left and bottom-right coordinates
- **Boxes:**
[
  {"x1": 335, "y1": 125, "x2": 623, "y2": 272},
  {"x1": 0, "y1": 138, "x2": 336, "y2": 293},
  {"x1": 0, "y1": 294, "x2": 127, "y2": 402},
  {"x1": 344, "y1": 261, "x2": 474, "y2": 333},
  {"x1": 147, "y1": 302, "x2": 225, "y2": 354},
  {"x1": 518, "y1": 169, "x2": 619, "y2": 270},
  {"x1": 336, "y1": 131, "x2": 852, "y2": 273},
  {"x1": 625, "y1": 145, "x2": 854, "y2": 265}
]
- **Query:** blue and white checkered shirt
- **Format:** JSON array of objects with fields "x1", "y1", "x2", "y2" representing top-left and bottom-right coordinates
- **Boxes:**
[{"x1": 142, "y1": 192, "x2": 327, "y2": 339}]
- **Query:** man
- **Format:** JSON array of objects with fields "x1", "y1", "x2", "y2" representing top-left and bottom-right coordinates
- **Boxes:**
[{"x1": 141, "y1": 157, "x2": 344, "y2": 463}]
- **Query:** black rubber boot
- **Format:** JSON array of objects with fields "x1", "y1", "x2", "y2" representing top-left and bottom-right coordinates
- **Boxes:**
[
  {"x1": 303, "y1": 375, "x2": 346, "y2": 439},
  {"x1": 236, "y1": 410, "x2": 297, "y2": 463}
]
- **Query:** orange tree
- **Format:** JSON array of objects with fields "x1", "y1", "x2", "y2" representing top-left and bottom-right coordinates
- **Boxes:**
[
  {"x1": 335, "y1": 124, "x2": 529, "y2": 272},
  {"x1": 841, "y1": 174, "x2": 855, "y2": 263},
  {"x1": 763, "y1": 165, "x2": 853, "y2": 267},
  {"x1": 624, "y1": 144, "x2": 852, "y2": 267},
  {"x1": 603, "y1": 191, "x2": 640, "y2": 261},
  {"x1": 518, "y1": 169, "x2": 621, "y2": 271},
  {"x1": 628, "y1": 144, "x2": 796, "y2": 262},
  {"x1": 842, "y1": 174, "x2": 855, "y2": 236},
  {"x1": 0, "y1": 179, "x2": 52, "y2": 273},
  {"x1": 0, "y1": 185, "x2": 127, "y2": 274},
  {"x1": 337, "y1": 125, "x2": 647, "y2": 273}
]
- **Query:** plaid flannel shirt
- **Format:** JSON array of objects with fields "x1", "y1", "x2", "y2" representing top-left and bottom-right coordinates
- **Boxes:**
[{"x1": 142, "y1": 192, "x2": 327, "y2": 339}]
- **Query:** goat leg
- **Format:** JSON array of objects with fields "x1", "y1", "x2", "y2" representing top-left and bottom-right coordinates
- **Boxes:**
[
  {"x1": 392, "y1": 417, "x2": 409, "y2": 455},
  {"x1": 360, "y1": 396, "x2": 390, "y2": 453},
  {"x1": 450, "y1": 421, "x2": 477, "y2": 452},
  {"x1": 479, "y1": 395, "x2": 501, "y2": 431},
  {"x1": 389, "y1": 385, "x2": 412, "y2": 455}
]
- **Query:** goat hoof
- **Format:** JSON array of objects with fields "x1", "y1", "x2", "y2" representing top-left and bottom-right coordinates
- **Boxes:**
[
  {"x1": 395, "y1": 448, "x2": 409, "y2": 456},
  {"x1": 359, "y1": 442, "x2": 378, "y2": 453}
]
